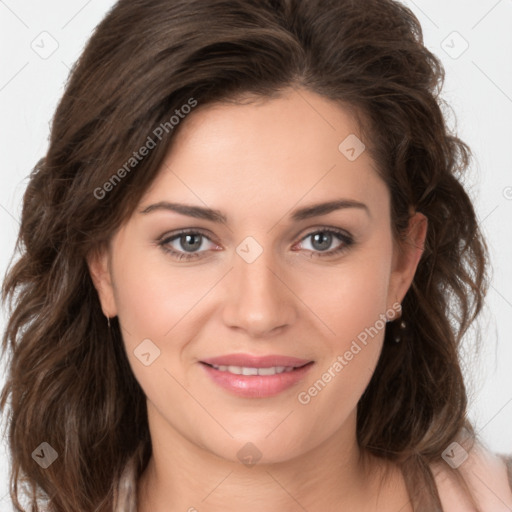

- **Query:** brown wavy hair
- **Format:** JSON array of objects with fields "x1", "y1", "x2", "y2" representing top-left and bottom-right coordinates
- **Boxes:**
[{"x1": 1, "y1": 0, "x2": 492, "y2": 510}]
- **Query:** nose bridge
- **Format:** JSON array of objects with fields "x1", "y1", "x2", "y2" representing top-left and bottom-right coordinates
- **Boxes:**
[{"x1": 222, "y1": 236, "x2": 296, "y2": 336}]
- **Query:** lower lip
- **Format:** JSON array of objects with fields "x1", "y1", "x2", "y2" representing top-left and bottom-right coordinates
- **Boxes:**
[{"x1": 200, "y1": 362, "x2": 314, "y2": 398}]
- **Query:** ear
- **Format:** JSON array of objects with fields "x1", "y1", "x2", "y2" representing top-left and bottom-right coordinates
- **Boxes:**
[
  {"x1": 86, "y1": 245, "x2": 118, "y2": 318},
  {"x1": 387, "y1": 211, "x2": 428, "y2": 308}
]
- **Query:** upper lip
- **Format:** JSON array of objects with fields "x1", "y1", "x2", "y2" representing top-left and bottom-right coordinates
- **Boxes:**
[{"x1": 200, "y1": 353, "x2": 313, "y2": 368}]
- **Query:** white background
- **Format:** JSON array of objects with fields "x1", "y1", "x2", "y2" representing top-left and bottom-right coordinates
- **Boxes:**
[{"x1": 1, "y1": 0, "x2": 511, "y2": 508}]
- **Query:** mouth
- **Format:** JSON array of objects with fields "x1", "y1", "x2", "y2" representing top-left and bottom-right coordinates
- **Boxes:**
[
  {"x1": 200, "y1": 361, "x2": 312, "y2": 376},
  {"x1": 198, "y1": 354, "x2": 315, "y2": 398}
]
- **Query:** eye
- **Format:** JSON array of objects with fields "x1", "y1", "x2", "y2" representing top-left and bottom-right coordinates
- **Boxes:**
[
  {"x1": 157, "y1": 227, "x2": 354, "y2": 262},
  {"x1": 158, "y1": 230, "x2": 220, "y2": 261},
  {"x1": 294, "y1": 228, "x2": 354, "y2": 258}
]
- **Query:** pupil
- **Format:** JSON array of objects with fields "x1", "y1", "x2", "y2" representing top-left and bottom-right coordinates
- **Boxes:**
[
  {"x1": 312, "y1": 232, "x2": 331, "y2": 251},
  {"x1": 181, "y1": 234, "x2": 201, "y2": 252}
]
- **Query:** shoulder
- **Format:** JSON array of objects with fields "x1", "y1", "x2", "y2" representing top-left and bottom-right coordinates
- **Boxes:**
[{"x1": 430, "y1": 442, "x2": 512, "y2": 512}]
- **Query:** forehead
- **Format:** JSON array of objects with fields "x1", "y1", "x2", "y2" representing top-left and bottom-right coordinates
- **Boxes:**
[
  {"x1": 172, "y1": 88, "x2": 363, "y2": 162},
  {"x1": 142, "y1": 88, "x2": 387, "y2": 217}
]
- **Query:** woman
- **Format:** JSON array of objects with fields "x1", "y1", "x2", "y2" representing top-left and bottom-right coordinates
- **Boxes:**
[{"x1": 1, "y1": 0, "x2": 511, "y2": 510}]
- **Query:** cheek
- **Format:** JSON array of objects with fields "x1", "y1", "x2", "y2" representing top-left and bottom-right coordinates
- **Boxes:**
[
  {"x1": 295, "y1": 237, "x2": 393, "y2": 413},
  {"x1": 111, "y1": 243, "x2": 215, "y2": 343},
  {"x1": 304, "y1": 240, "x2": 393, "y2": 350},
  {"x1": 110, "y1": 250, "x2": 200, "y2": 420},
  {"x1": 110, "y1": 244, "x2": 221, "y2": 404}
]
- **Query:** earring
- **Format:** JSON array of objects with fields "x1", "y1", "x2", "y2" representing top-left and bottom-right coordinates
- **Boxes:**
[
  {"x1": 107, "y1": 316, "x2": 111, "y2": 329},
  {"x1": 393, "y1": 319, "x2": 406, "y2": 343}
]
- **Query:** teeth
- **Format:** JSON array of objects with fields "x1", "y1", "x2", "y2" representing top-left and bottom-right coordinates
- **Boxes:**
[{"x1": 211, "y1": 365, "x2": 296, "y2": 376}]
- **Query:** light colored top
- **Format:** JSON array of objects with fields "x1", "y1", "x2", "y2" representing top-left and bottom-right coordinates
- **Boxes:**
[{"x1": 433, "y1": 445, "x2": 512, "y2": 511}]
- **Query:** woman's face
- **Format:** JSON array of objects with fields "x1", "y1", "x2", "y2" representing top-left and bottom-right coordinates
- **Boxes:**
[{"x1": 89, "y1": 87, "x2": 426, "y2": 465}]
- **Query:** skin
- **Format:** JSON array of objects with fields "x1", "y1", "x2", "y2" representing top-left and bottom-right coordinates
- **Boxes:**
[{"x1": 88, "y1": 87, "x2": 428, "y2": 511}]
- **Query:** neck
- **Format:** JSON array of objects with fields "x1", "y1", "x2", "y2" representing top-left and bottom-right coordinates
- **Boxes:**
[{"x1": 136, "y1": 403, "x2": 399, "y2": 512}]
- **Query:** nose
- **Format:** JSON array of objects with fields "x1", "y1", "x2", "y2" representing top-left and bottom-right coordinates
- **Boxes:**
[{"x1": 221, "y1": 245, "x2": 297, "y2": 338}]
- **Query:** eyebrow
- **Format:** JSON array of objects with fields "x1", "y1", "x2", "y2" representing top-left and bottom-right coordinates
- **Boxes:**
[{"x1": 139, "y1": 199, "x2": 369, "y2": 223}]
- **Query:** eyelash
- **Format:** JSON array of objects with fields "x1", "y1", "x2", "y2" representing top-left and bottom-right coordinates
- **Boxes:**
[{"x1": 157, "y1": 227, "x2": 354, "y2": 261}]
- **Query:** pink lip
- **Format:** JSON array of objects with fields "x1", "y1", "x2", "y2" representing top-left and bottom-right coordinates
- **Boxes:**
[{"x1": 199, "y1": 353, "x2": 314, "y2": 398}]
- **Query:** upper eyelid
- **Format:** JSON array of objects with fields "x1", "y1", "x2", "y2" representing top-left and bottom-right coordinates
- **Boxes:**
[
  {"x1": 300, "y1": 227, "x2": 352, "y2": 240},
  {"x1": 159, "y1": 228, "x2": 219, "y2": 245}
]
